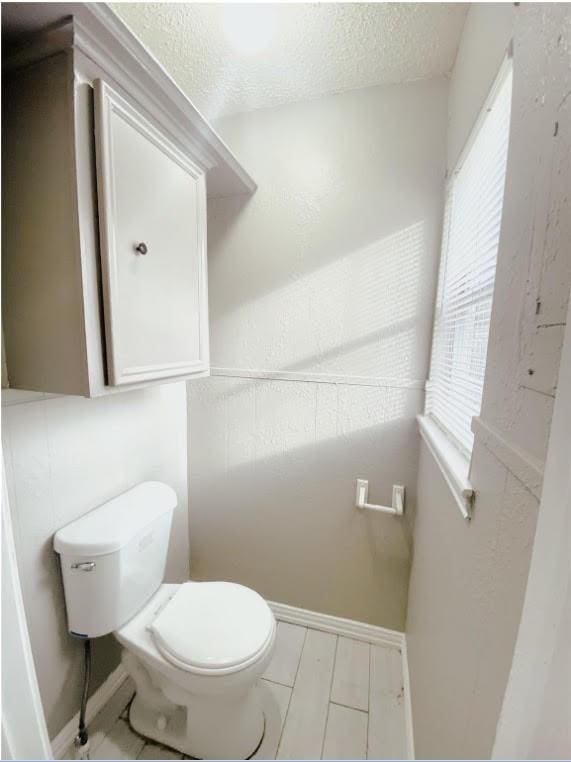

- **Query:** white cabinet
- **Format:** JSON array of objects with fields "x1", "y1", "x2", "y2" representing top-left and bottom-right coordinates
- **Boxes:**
[
  {"x1": 95, "y1": 81, "x2": 208, "y2": 385},
  {"x1": 2, "y1": 8, "x2": 254, "y2": 397}
]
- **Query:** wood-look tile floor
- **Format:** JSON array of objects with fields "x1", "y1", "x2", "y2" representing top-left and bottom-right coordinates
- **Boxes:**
[{"x1": 75, "y1": 621, "x2": 408, "y2": 761}]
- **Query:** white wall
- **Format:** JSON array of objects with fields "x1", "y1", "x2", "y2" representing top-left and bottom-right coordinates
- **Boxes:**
[
  {"x1": 479, "y1": 4, "x2": 571, "y2": 463},
  {"x1": 407, "y1": 439, "x2": 539, "y2": 758},
  {"x1": 189, "y1": 78, "x2": 448, "y2": 630},
  {"x1": 406, "y1": 4, "x2": 571, "y2": 758},
  {"x1": 446, "y1": 2, "x2": 515, "y2": 170},
  {"x1": 1, "y1": 383, "x2": 189, "y2": 739},
  {"x1": 493, "y1": 297, "x2": 571, "y2": 760}
]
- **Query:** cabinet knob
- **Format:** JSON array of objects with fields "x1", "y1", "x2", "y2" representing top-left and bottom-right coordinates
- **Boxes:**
[{"x1": 135, "y1": 242, "x2": 148, "y2": 255}]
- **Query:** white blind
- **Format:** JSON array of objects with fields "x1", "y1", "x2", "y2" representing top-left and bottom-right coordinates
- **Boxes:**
[{"x1": 426, "y1": 62, "x2": 513, "y2": 456}]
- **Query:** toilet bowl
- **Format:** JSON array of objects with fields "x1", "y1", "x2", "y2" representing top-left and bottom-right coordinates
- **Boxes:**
[
  {"x1": 53, "y1": 482, "x2": 276, "y2": 760},
  {"x1": 116, "y1": 581, "x2": 276, "y2": 759}
]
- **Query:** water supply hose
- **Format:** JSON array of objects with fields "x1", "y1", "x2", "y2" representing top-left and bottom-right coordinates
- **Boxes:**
[{"x1": 74, "y1": 639, "x2": 92, "y2": 758}]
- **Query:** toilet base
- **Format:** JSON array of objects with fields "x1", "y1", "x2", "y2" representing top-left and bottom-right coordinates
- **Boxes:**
[
  {"x1": 129, "y1": 693, "x2": 187, "y2": 754},
  {"x1": 128, "y1": 690, "x2": 266, "y2": 760},
  {"x1": 122, "y1": 648, "x2": 267, "y2": 760},
  {"x1": 129, "y1": 690, "x2": 265, "y2": 760}
]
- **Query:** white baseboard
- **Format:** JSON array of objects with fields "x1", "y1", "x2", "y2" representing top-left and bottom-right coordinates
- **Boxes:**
[
  {"x1": 50, "y1": 664, "x2": 128, "y2": 760},
  {"x1": 268, "y1": 600, "x2": 405, "y2": 649},
  {"x1": 51, "y1": 605, "x2": 415, "y2": 760},
  {"x1": 400, "y1": 638, "x2": 416, "y2": 760},
  {"x1": 268, "y1": 600, "x2": 414, "y2": 759}
]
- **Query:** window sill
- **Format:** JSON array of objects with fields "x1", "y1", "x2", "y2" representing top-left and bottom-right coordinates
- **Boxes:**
[{"x1": 417, "y1": 415, "x2": 474, "y2": 520}]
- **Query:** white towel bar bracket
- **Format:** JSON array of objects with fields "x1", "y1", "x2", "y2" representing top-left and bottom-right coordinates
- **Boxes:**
[{"x1": 355, "y1": 479, "x2": 405, "y2": 516}]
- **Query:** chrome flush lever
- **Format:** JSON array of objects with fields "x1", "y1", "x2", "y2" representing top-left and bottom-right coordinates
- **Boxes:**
[{"x1": 71, "y1": 561, "x2": 96, "y2": 571}]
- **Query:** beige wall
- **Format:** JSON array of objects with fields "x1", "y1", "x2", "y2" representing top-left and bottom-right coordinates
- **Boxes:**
[
  {"x1": 406, "y1": 4, "x2": 571, "y2": 758},
  {"x1": 189, "y1": 78, "x2": 448, "y2": 630},
  {"x1": 2, "y1": 383, "x2": 190, "y2": 739}
]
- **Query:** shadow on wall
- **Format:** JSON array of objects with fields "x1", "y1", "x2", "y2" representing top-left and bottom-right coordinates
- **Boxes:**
[
  {"x1": 193, "y1": 80, "x2": 448, "y2": 629},
  {"x1": 207, "y1": 86, "x2": 445, "y2": 339},
  {"x1": 188, "y1": 375, "x2": 421, "y2": 629},
  {"x1": 189, "y1": 218, "x2": 431, "y2": 629},
  {"x1": 208, "y1": 220, "x2": 427, "y2": 398}
]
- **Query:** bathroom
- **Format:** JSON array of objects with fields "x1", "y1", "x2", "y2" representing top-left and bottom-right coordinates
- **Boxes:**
[{"x1": 1, "y1": 1, "x2": 569, "y2": 760}]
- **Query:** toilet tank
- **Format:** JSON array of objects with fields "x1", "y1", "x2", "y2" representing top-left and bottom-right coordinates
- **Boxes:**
[{"x1": 54, "y1": 481, "x2": 176, "y2": 638}]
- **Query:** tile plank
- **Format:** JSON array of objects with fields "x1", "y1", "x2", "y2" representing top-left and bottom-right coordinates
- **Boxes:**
[
  {"x1": 71, "y1": 629, "x2": 409, "y2": 761},
  {"x1": 322, "y1": 703, "x2": 368, "y2": 760},
  {"x1": 368, "y1": 646, "x2": 407, "y2": 760},
  {"x1": 252, "y1": 680, "x2": 292, "y2": 760},
  {"x1": 331, "y1": 637, "x2": 370, "y2": 711},
  {"x1": 137, "y1": 741, "x2": 183, "y2": 759},
  {"x1": 75, "y1": 678, "x2": 135, "y2": 759},
  {"x1": 277, "y1": 629, "x2": 337, "y2": 760},
  {"x1": 92, "y1": 718, "x2": 145, "y2": 760},
  {"x1": 264, "y1": 622, "x2": 307, "y2": 687}
]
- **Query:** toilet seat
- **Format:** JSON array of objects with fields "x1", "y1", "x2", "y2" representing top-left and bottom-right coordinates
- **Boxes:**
[
  {"x1": 116, "y1": 583, "x2": 276, "y2": 759},
  {"x1": 150, "y1": 581, "x2": 274, "y2": 675}
]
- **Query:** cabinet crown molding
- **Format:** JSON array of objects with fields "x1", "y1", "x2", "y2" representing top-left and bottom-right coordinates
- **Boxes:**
[
  {"x1": 3, "y1": 3, "x2": 256, "y2": 199},
  {"x1": 3, "y1": 3, "x2": 214, "y2": 397}
]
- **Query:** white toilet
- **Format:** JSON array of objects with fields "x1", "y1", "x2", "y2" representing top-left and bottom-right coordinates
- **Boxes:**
[{"x1": 54, "y1": 482, "x2": 276, "y2": 760}]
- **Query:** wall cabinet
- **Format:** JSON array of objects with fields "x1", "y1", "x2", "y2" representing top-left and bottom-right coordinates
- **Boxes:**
[
  {"x1": 95, "y1": 81, "x2": 208, "y2": 386},
  {"x1": 2, "y1": 7, "x2": 255, "y2": 397}
]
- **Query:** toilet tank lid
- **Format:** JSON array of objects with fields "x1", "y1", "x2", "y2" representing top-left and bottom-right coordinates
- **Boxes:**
[{"x1": 53, "y1": 482, "x2": 177, "y2": 557}]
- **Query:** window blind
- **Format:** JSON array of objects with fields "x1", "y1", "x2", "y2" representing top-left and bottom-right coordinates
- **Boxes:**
[{"x1": 426, "y1": 62, "x2": 513, "y2": 456}]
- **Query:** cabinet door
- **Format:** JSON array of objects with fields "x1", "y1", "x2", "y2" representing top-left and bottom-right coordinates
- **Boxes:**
[{"x1": 94, "y1": 80, "x2": 208, "y2": 386}]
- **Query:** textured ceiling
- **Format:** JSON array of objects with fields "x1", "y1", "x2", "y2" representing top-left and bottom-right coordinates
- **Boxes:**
[{"x1": 112, "y1": 3, "x2": 468, "y2": 120}]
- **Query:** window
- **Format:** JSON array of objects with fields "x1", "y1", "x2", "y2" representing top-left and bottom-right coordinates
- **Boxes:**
[{"x1": 426, "y1": 59, "x2": 513, "y2": 458}]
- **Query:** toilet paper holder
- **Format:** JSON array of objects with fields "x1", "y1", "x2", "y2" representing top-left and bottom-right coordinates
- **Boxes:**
[{"x1": 355, "y1": 479, "x2": 405, "y2": 516}]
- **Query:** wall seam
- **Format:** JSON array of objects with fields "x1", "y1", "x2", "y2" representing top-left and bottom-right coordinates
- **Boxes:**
[
  {"x1": 210, "y1": 366, "x2": 426, "y2": 390},
  {"x1": 472, "y1": 416, "x2": 544, "y2": 499}
]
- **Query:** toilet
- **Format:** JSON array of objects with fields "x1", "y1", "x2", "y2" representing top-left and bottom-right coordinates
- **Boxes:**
[{"x1": 53, "y1": 482, "x2": 276, "y2": 760}]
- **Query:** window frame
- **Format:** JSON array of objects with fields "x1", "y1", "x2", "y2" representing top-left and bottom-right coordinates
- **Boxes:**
[{"x1": 419, "y1": 52, "x2": 513, "y2": 519}]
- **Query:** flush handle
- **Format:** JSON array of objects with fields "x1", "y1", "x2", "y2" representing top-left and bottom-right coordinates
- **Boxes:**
[{"x1": 71, "y1": 561, "x2": 96, "y2": 571}]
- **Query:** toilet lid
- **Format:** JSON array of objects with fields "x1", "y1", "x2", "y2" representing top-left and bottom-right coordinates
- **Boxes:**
[{"x1": 150, "y1": 582, "x2": 274, "y2": 672}]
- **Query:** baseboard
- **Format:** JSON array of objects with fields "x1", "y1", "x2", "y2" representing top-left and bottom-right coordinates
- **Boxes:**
[
  {"x1": 268, "y1": 600, "x2": 405, "y2": 649},
  {"x1": 269, "y1": 601, "x2": 414, "y2": 757},
  {"x1": 51, "y1": 607, "x2": 414, "y2": 760},
  {"x1": 50, "y1": 664, "x2": 128, "y2": 760},
  {"x1": 400, "y1": 638, "x2": 416, "y2": 760}
]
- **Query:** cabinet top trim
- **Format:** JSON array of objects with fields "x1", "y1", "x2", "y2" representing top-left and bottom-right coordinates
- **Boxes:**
[{"x1": 3, "y1": 3, "x2": 257, "y2": 199}]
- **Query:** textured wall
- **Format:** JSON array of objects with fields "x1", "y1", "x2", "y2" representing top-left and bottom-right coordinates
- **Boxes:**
[
  {"x1": 480, "y1": 4, "x2": 571, "y2": 462},
  {"x1": 406, "y1": 4, "x2": 571, "y2": 758},
  {"x1": 2, "y1": 383, "x2": 189, "y2": 738},
  {"x1": 208, "y1": 78, "x2": 447, "y2": 379},
  {"x1": 188, "y1": 78, "x2": 448, "y2": 630},
  {"x1": 407, "y1": 440, "x2": 539, "y2": 758},
  {"x1": 492, "y1": 296, "x2": 571, "y2": 760},
  {"x1": 446, "y1": 2, "x2": 515, "y2": 169}
]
